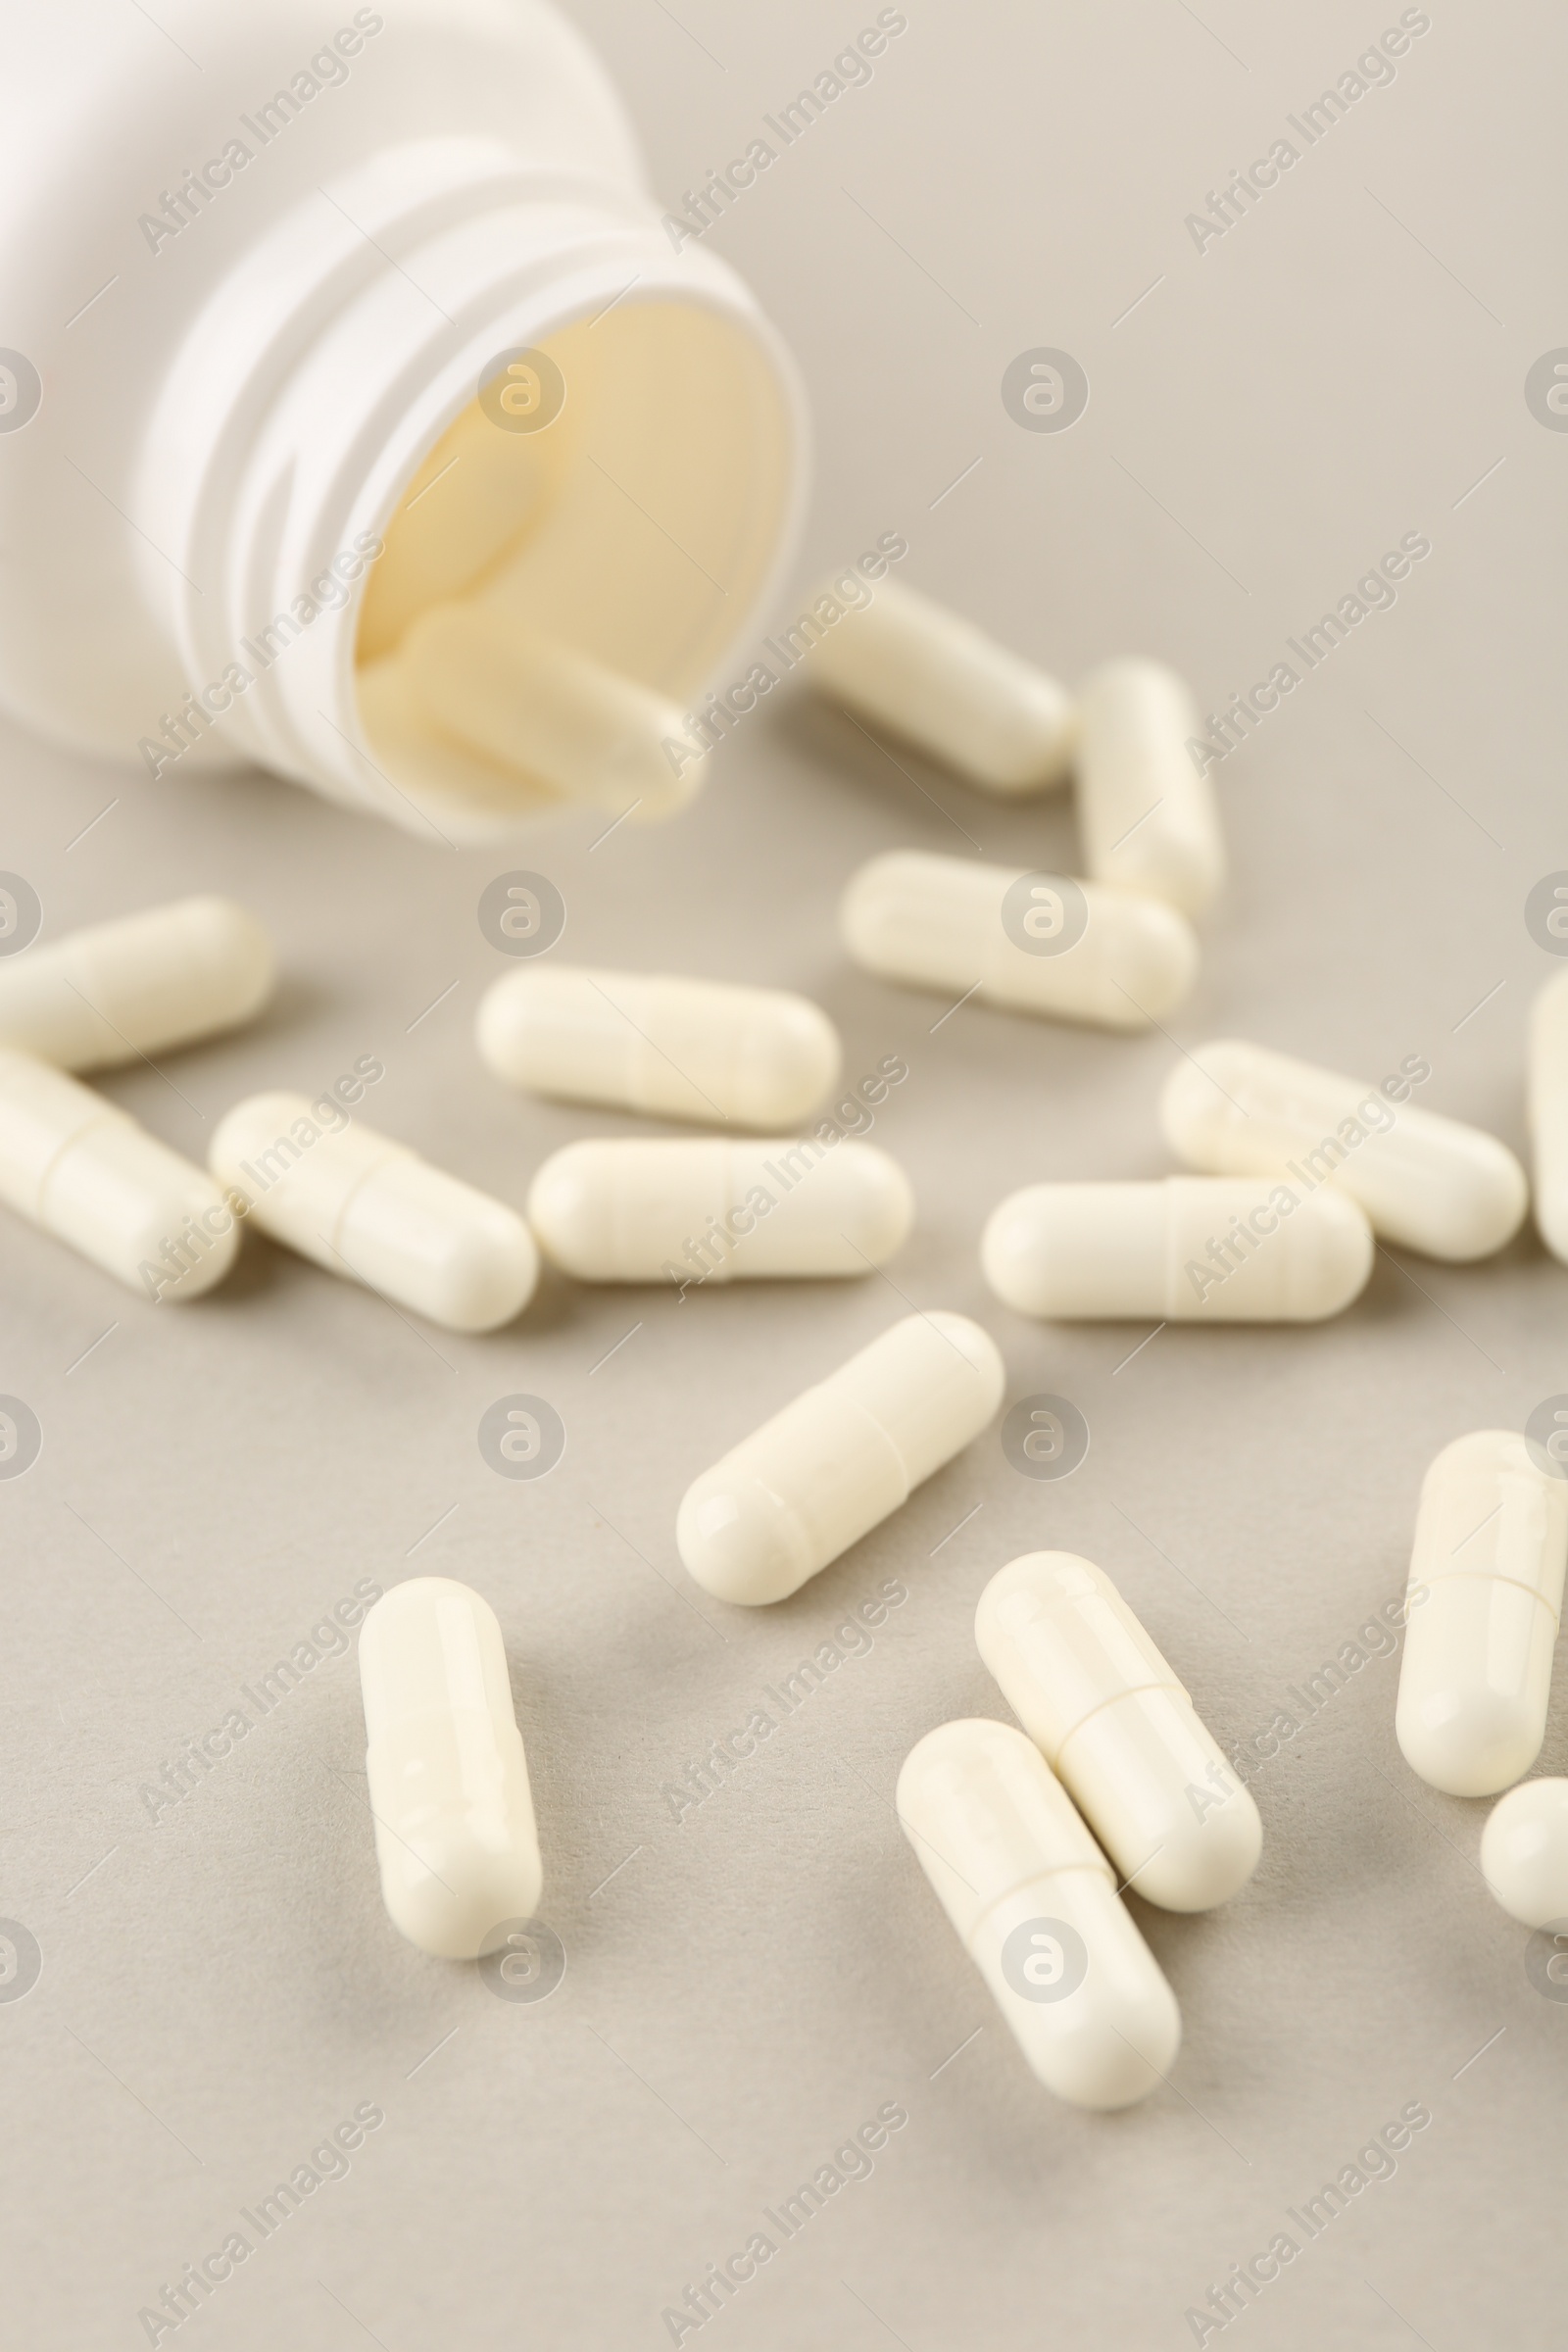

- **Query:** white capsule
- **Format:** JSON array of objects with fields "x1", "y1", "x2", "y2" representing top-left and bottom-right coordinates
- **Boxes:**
[
  {"x1": 1161, "y1": 1038, "x2": 1527, "y2": 1262},
  {"x1": 400, "y1": 606, "x2": 704, "y2": 819},
  {"x1": 676, "y1": 1309, "x2": 1004, "y2": 1604},
  {"x1": 897, "y1": 1718, "x2": 1181, "y2": 2110},
  {"x1": 1529, "y1": 970, "x2": 1568, "y2": 1262},
  {"x1": 209, "y1": 1092, "x2": 537, "y2": 1333},
  {"x1": 477, "y1": 965, "x2": 841, "y2": 1129},
  {"x1": 1076, "y1": 659, "x2": 1225, "y2": 915},
  {"x1": 527, "y1": 1137, "x2": 913, "y2": 1284},
  {"x1": 981, "y1": 1177, "x2": 1372, "y2": 1322},
  {"x1": 975, "y1": 1553, "x2": 1261, "y2": 1911},
  {"x1": 1481, "y1": 1779, "x2": 1568, "y2": 1928},
  {"x1": 1396, "y1": 1431, "x2": 1568, "y2": 1796},
  {"x1": 840, "y1": 851, "x2": 1198, "y2": 1030},
  {"x1": 0, "y1": 1047, "x2": 238, "y2": 1299},
  {"x1": 0, "y1": 896, "x2": 273, "y2": 1070},
  {"x1": 807, "y1": 576, "x2": 1074, "y2": 793},
  {"x1": 359, "y1": 1577, "x2": 542, "y2": 1960},
  {"x1": 356, "y1": 654, "x2": 564, "y2": 830}
]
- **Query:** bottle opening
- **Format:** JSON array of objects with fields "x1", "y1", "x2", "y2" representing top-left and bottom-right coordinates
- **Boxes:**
[{"x1": 354, "y1": 297, "x2": 795, "y2": 827}]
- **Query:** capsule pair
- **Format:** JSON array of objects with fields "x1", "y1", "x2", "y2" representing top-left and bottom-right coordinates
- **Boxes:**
[
  {"x1": 979, "y1": 1030, "x2": 1525, "y2": 1321},
  {"x1": 900, "y1": 1553, "x2": 1259, "y2": 2110},
  {"x1": 1161, "y1": 1037, "x2": 1527, "y2": 1263},
  {"x1": 0, "y1": 897, "x2": 275, "y2": 1300},
  {"x1": 809, "y1": 585, "x2": 1223, "y2": 916},
  {"x1": 4, "y1": 1060, "x2": 542, "y2": 1328}
]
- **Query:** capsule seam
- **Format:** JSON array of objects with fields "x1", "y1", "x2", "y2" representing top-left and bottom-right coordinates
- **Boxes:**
[
  {"x1": 898, "y1": 1815, "x2": 1114, "y2": 1928},
  {"x1": 324, "y1": 1140, "x2": 415, "y2": 1257},
  {"x1": 802, "y1": 1386, "x2": 914, "y2": 1496},
  {"x1": 1404, "y1": 1568, "x2": 1561, "y2": 1626},
  {"x1": 1050, "y1": 1678, "x2": 1190, "y2": 1767},
  {"x1": 33, "y1": 1102, "x2": 132, "y2": 1220},
  {"x1": 960, "y1": 1860, "x2": 1115, "y2": 1949}
]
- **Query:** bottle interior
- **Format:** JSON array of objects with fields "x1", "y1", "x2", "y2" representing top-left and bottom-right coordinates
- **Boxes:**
[{"x1": 354, "y1": 299, "x2": 794, "y2": 825}]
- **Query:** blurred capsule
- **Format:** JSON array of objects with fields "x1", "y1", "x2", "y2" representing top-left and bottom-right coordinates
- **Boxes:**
[
  {"x1": 401, "y1": 608, "x2": 701, "y2": 818},
  {"x1": 0, "y1": 1047, "x2": 237, "y2": 1300},
  {"x1": 1076, "y1": 659, "x2": 1224, "y2": 915},
  {"x1": 808, "y1": 576, "x2": 1074, "y2": 792},
  {"x1": 841, "y1": 851, "x2": 1198, "y2": 1029},
  {"x1": 0, "y1": 896, "x2": 272, "y2": 1069},
  {"x1": 478, "y1": 965, "x2": 840, "y2": 1128}
]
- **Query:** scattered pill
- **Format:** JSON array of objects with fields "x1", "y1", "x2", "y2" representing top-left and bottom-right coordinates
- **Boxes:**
[
  {"x1": 477, "y1": 965, "x2": 841, "y2": 1128},
  {"x1": 897, "y1": 1717, "x2": 1181, "y2": 2109},
  {"x1": 807, "y1": 576, "x2": 1075, "y2": 793},
  {"x1": 980, "y1": 1176, "x2": 1372, "y2": 1321},
  {"x1": 359, "y1": 1577, "x2": 542, "y2": 1959},
  {"x1": 1396, "y1": 1431, "x2": 1568, "y2": 1797},
  {"x1": 0, "y1": 1047, "x2": 238, "y2": 1300},
  {"x1": 1529, "y1": 970, "x2": 1568, "y2": 1263},
  {"x1": 527, "y1": 1136, "x2": 913, "y2": 1284},
  {"x1": 210, "y1": 1092, "x2": 537, "y2": 1333},
  {"x1": 1481, "y1": 1778, "x2": 1568, "y2": 1929},
  {"x1": 401, "y1": 607, "x2": 703, "y2": 819},
  {"x1": 676, "y1": 1308, "x2": 1004, "y2": 1604},
  {"x1": 0, "y1": 895, "x2": 273, "y2": 1070},
  {"x1": 975, "y1": 1552, "x2": 1261, "y2": 1911},
  {"x1": 840, "y1": 851, "x2": 1198, "y2": 1030},
  {"x1": 1075, "y1": 659, "x2": 1224, "y2": 916},
  {"x1": 1160, "y1": 1037, "x2": 1527, "y2": 1262}
]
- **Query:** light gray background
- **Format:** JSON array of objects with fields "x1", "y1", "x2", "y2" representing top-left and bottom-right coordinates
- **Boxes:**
[{"x1": 4, "y1": 2, "x2": 1567, "y2": 2346}]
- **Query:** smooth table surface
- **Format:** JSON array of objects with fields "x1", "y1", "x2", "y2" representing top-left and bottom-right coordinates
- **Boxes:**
[{"x1": 3, "y1": 2, "x2": 1565, "y2": 2345}]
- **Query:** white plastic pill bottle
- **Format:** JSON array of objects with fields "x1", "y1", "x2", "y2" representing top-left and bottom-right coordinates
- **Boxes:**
[{"x1": 0, "y1": 1, "x2": 806, "y2": 839}]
